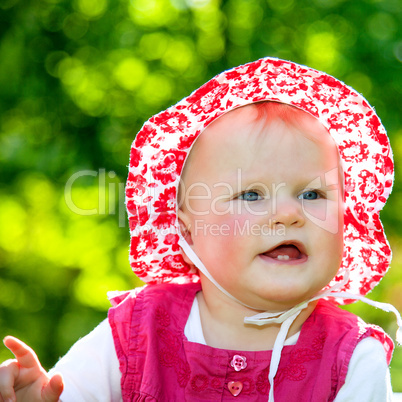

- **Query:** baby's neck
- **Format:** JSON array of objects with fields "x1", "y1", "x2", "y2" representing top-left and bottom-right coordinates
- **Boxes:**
[{"x1": 196, "y1": 291, "x2": 317, "y2": 351}]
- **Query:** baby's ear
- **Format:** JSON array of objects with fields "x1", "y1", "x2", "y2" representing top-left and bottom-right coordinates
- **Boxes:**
[
  {"x1": 177, "y1": 209, "x2": 195, "y2": 266},
  {"x1": 178, "y1": 209, "x2": 193, "y2": 245}
]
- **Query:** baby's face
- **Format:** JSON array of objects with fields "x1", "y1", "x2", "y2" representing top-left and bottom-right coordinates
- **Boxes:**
[{"x1": 179, "y1": 104, "x2": 344, "y2": 311}]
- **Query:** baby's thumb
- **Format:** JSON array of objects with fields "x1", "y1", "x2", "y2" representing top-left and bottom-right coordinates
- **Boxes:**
[{"x1": 42, "y1": 373, "x2": 63, "y2": 402}]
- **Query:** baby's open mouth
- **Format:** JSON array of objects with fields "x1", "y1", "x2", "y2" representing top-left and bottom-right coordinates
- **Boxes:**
[{"x1": 262, "y1": 243, "x2": 306, "y2": 262}]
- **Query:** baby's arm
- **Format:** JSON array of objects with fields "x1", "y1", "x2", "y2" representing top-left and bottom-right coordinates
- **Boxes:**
[
  {"x1": 49, "y1": 319, "x2": 122, "y2": 401},
  {"x1": 0, "y1": 336, "x2": 63, "y2": 402},
  {"x1": 334, "y1": 337, "x2": 392, "y2": 401}
]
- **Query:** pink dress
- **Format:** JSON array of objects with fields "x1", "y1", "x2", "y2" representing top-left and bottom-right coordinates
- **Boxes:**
[{"x1": 108, "y1": 283, "x2": 393, "y2": 401}]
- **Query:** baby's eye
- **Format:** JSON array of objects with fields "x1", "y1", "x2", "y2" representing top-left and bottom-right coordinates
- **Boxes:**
[
  {"x1": 238, "y1": 191, "x2": 262, "y2": 201},
  {"x1": 298, "y1": 190, "x2": 321, "y2": 200}
]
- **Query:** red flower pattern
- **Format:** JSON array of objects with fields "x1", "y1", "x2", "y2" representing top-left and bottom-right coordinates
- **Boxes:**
[
  {"x1": 353, "y1": 202, "x2": 370, "y2": 225},
  {"x1": 151, "y1": 111, "x2": 191, "y2": 134},
  {"x1": 176, "y1": 360, "x2": 191, "y2": 388},
  {"x1": 130, "y1": 231, "x2": 158, "y2": 259},
  {"x1": 155, "y1": 306, "x2": 171, "y2": 327},
  {"x1": 130, "y1": 147, "x2": 142, "y2": 168},
  {"x1": 163, "y1": 234, "x2": 180, "y2": 252},
  {"x1": 186, "y1": 79, "x2": 220, "y2": 104},
  {"x1": 189, "y1": 84, "x2": 230, "y2": 115},
  {"x1": 338, "y1": 141, "x2": 369, "y2": 162},
  {"x1": 178, "y1": 133, "x2": 198, "y2": 150},
  {"x1": 154, "y1": 187, "x2": 176, "y2": 212},
  {"x1": 358, "y1": 170, "x2": 383, "y2": 203},
  {"x1": 127, "y1": 204, "x2": 149, "y2": 230},
  {"x1": 126, "y1": 173, "x2": 147, "y2": 197},
  {"x1": 151, "y1": 150, "x2": 186, "y2": 185},
  {"x1": 373, "y1": 154, "x2": 393, "y2": 176},
  {"x1": 161, "y1": 254, "x2": 189, "y2": 274},
  {"x1": 191, "y1": 375, "x2": 208, "y2": 392},
  {"x1": 135, "y1": 123, "x2": 157, "y2": 147},
  {"x1": 131, "y1": 261, "x2": 152, "y2": 277},
  {"x1": 153, "y1": 212, "x2": 176, "y2": 229},
  {"x1": 155, "y1": 308, "x2": 191, "y2": 388}
]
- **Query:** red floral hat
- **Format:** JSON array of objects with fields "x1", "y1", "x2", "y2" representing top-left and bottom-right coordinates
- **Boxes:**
[{"x1": 126, "y1": 57, "x2": 393, "y2": 304}]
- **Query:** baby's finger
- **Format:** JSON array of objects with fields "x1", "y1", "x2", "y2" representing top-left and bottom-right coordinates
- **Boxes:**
[
  {"x1": 3, "y1": 337, "x2": 41, "y2": 370},
  {"x1": 0, "y1": 359, "x2": 19, "y2": 402},
  {"x1": 42, "y1": 374, "x2": 63, "y2": 402}
]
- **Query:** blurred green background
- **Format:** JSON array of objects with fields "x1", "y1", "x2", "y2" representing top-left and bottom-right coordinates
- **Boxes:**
[{"x1": 0, "y1": 0, "x2": 402, "y2": 391}]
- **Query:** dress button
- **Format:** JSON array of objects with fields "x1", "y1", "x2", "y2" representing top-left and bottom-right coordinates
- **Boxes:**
[
  {"x1": 228, "y1": 381, "x2": 243, "y2": 397},
  {"x1": 230, "y1": 354, "x2": 247, "y2": 371}
]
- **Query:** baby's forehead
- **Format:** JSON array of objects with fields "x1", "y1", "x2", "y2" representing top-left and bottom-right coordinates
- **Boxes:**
[
  {"x1": 187, "y1": 102, "x2": 336, "y2": 160},
  {"x1": 181, "y1": 102, "x2": 341, "y2": 186}
]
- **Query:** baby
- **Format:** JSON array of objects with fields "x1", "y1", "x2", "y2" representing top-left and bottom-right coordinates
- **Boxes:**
[{"x1": 0, "y1": 58, "x2": 400, "y2": 401}]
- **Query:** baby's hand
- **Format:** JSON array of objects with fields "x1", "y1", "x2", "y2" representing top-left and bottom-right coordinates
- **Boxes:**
[{"x1": 0, "y1": 336, "x2": 63, "y2": 402}]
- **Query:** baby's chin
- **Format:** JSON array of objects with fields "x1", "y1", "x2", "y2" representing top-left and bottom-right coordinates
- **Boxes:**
[{"x1": 240, "y1": 280, "x2": 330, "y2": 312}]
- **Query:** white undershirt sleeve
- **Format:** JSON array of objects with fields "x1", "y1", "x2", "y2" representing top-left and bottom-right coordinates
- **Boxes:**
[
  {"x1": 49, "y1": 319, "x2": 122, "y2": 402},
  {"x1": 333, "y1": 337, "x2": 392, "y2": 402}
]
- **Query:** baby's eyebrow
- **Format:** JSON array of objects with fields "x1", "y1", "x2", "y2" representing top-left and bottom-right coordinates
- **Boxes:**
[
  {"x1": 222, "y1": 168, "x2": 274, "y2": 184},
  {"x1": 212, "y1": 170, "x2": 246, "y2": 187},
  {"x1": 217, "y1": 175, "x2": 270, "y2": 191}
]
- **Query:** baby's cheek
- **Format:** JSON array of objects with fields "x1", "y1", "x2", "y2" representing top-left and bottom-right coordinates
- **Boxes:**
[
  {"x1": 302, "y1": 201, "x2": 341, "y2": 235},
  {"x1": 216, "y1": 214, "x2": 260, "y2": 239},
  {"x1": 302, "y1": 203, "x2": 327, "y2": 221}
]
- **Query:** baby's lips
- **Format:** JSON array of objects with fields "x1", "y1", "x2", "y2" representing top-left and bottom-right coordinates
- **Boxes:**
[
  {"x1": 263, "y1": 241, "x2": 307, "y2": 259},
  {"x1": 267, "y1": 245, "x2": 300, "y2": 259}
]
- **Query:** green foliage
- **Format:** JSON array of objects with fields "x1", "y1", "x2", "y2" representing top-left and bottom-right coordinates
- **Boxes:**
[{"x1": 0, "y1": 0, "x2": 401, "y2": 390}]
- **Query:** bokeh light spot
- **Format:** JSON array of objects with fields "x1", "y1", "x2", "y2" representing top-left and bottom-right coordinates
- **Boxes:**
[
  {"x1": 266, "y1": 0, "x2": 294, "y2": 11},
  {"x1": 197, "y1": 33, "x2": 225, "y2": 61},
  {"x1": 139, "y1": 73, "x2": 173, "y2": 106},
  {"x1": 367, "y1": 12, "x2": 396, "y2": 41},
  {"x1": 75, "y1": 0, "x2": 107, "y2": 19},
  {"x1": 394, "y1": 41, "x2": 402, "y2": 63},
  {"x1": 345, "y1": 72, "x2": 373, "y2": 98},
  {"x1": 139, "y1": 32, "x2": 170, "y2": 60},
  {"x1": 114, "y1": 58, "x2": 148, "y2": 91},
  {"x1": 0, "y1": 196, "x2": 26, "y2": 253},
  {"x1": 57, "y1": 56, "x2": 109, "y2": 116},
  {"x1": 129, "y1": 0, "x2": 179, "y2": 27},
  {"x1": 305, "y1": 28, "x2": 339, "y2": 72},
  {"x1": 162, "y1": 39, "x2": 194, "y2": 72},
  {"x1": 63, "y1": 13, "x2": 89, "y2": 39}
]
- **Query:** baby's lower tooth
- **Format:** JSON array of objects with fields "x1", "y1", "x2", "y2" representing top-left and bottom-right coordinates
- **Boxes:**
[{"x1": 277, "y1": 255, "x2": 290, "y2": 260}]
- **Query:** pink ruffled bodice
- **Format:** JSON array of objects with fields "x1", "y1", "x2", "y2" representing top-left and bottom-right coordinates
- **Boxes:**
[{"x1": 108, "y1": 283, "x2": 393, "y2": 401}]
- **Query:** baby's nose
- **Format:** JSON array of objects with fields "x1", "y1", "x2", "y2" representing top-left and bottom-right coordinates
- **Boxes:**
[{"x1": 271, "y1": 198, "x2": 305, "y2": 228}]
